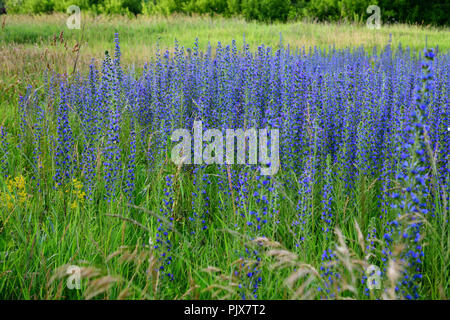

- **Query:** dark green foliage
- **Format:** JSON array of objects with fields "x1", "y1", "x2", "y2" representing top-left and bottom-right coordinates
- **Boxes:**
[
  {"x1": 122, "y1": 0, "x2": 142, "y2": 15},
  {"x1": 377, "y1": 0, "x2": 449, "y2": 26},
  {"x1": 4, "y1": 0, "x2": 449, "y2": 25},
  {"x1": 27, "y1": 0, "x2": 55, "y2": 14},
  {"x1": 187, "y1": 0, "x2": 229, "y2": 14},
  {"x1": 241, "y1": 0, "x2": 291, "y2": 22}
]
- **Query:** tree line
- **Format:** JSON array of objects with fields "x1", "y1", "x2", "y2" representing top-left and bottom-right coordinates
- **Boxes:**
[{"x1": 2, "y1": 0, "x2": 449, "y2": 25}]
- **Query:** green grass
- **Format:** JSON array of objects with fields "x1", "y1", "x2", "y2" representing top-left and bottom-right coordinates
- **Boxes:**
[
  {"x1": 1, "y1": 113, "x2": 447, "y2": 299},
  {"x1": 2, "y1": 14, "x2": 450, "y2": 51}
]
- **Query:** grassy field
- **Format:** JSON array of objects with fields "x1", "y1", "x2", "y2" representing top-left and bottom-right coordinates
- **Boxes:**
[
  {"x1": 0, "y1": 14, "x2": 448, "y2": 300},
  {"x1": 1, "y1": 13, "x2": 449, "y2": 106}
]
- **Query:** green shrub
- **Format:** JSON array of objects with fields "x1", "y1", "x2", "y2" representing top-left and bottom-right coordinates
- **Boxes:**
[
  {"x1": 94, "y1": 0, "x2": 140, "y2": 15},
  {"x1": 305, "y1": 0, "x2": 339, "y2": 21},
  {"x1": 241, "y1": 0, "x2": 291, "y2": 22},
  {"x1": 226, "y1": 0, "x2": 240, "y2": 15},
  {"x1": 26, "y1": 0, "x2": 55, "y2": 13},
  {"x1": 3, "y1": 0, "x2": 449, "y2": 26},
  {"x1": 53, "y1": 0, "x2": 92, "y2": 12},
  {"x1": 141, "y1": 0, "x2": 182, "y2": 16},
  {"x1": 122, "y1": 0, "x2": 142, "y2": 15}
]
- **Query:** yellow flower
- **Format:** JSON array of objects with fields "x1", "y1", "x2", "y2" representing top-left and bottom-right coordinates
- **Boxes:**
[
  {"x1": 70, "y1": 201, "x2": 78, "y2": 210},
  {"x1": 1, "y1": 175, "x2": 29, "y2": 210},
  {"x1": 68, "y1": 178, "x2": 85, "y2": 210},
  {"x1": 13, "y1": 175, "x2": 26, "y2": 190},
  {"x1": 0, "y1": 192, "x2": 15, "y2": 210}
]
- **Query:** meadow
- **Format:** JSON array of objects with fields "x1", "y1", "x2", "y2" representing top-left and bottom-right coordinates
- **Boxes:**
[
  {"x1": 0, "y1": 14, "x2": 449, "y2": 300},
  {"x1": 1, "y1": 14, "x2": 449, "y2": 105}
]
